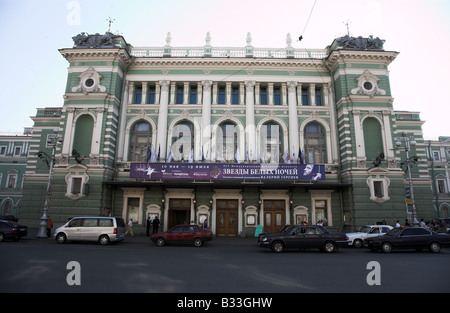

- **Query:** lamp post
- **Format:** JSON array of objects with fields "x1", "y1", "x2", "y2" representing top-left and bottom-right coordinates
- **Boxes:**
[
  {"x1": 395, "y1": 132, "x2": 419, "y2": 226},
  {"x1": 36, "y1": 128, "x2": 63, "y2": 238}
]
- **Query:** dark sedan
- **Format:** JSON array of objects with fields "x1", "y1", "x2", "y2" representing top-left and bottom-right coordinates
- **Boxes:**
[
  {"x1": 151, "y1": 224, "x2": 213, "y2": 247},
  {"x1": 0, "y1": 220, "x2": 28, "y2": 242},
  {"x1": 259, "y1": 225, "x2": 348, "y2": 253},
  {"x1": 364, "y1": 227, "x2": 450, "y2": 253}
]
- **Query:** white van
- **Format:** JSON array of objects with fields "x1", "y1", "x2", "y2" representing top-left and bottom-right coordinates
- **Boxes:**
[{"x1": 54, "y1": 217, "x2": 126, "y2": 245}]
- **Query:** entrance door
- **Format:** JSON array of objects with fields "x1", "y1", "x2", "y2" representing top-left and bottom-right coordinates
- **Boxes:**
[
  {"x1": 168, "y1": 199, "x2": 191, "y2": 229},
  {"x1": 216, "y1": 199, "x2": 238, "y2": 236},
  {"x1": 263, "y1": 200, "x2": 285, "y2": 233}
]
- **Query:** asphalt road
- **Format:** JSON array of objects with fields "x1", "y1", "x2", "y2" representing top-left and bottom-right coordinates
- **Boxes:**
[{"x1": 2, "y1": 234, "x2": 450, "y2": 295}]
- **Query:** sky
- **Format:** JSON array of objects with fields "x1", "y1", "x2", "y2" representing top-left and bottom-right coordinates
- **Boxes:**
[{"x1": 0, "y1": 0, "x2": 449, "y2": 139}]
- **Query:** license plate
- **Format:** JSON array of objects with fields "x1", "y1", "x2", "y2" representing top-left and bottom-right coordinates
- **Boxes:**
[{"x1": 19, "y1": 228, "x2": 26, "y2": 231}]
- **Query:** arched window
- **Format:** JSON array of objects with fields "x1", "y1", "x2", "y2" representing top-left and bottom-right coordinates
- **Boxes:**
[
  {"x1": 260, "y1": 122, "x2": 282, "y2": 163},
  {"x1": 217, "y1": 122, "x2": 238, "y2": 162},
  {"x1": 363, "y1": 117, "x2": 384, "y2": 161},
  {"x1": 304, "y1": 123, "x2": 325, "y2": 164},
  {"x1": 129, "y1": 121, "x2": 152, "y2": 162},
  {"x1": 73, "y1": 115, "x2": 94, "y2": 157},
  {"x1": 171, "y1": 121, "x2": 194, "y2": 161}
]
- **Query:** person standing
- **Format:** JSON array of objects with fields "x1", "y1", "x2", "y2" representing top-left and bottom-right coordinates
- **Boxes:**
[
  {"x1": 46, "y1": 216, "x2": 53, "y2": 237},
  {"x1": 146, "y1": 216, "x2": 151, "y2": 236},
  {"x1": 152, "y1": 216, "x2": 160, "y2": 234}
]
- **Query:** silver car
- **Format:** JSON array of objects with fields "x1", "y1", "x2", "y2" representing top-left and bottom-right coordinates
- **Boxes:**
[{"x1": 54, "y1": 217, "x2": 125, "y2": 245}]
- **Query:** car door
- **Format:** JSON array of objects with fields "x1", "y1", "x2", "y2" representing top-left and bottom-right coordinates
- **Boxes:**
[
  {"x1": 367, "y1": 227, "x2": 381, "y2": 239},
  {"x1": 79, "y1": 218, "x2": 99, "y2": 241},
  {"x1": 181, "y1": 226, "x2": 196, "y2": 242},
  {"x1": 65, "y1": 218, "x2": 83, "y2": 240},
  {"x1": 304, "y1": 226, "x2": 324, "y2": 248},
  {"x1": 287, "y1": 226, "x2": 306, "y2": 249},
  {"x1": 166, "y1": 226, "x2": 183, "y2": 243},
  {"x1": 398, "y1": 228, "x2": 431, "y2": 249}
]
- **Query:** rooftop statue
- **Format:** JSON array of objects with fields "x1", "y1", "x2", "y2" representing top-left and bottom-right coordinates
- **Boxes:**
[
  {"x1": 72, "y1": 32, "x2": 116, "y2": 48},
  {"x1": 335, "y1": 35, "x2": 384, "y2": 51}
]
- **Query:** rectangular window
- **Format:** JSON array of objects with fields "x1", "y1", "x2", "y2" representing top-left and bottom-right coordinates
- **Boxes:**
[
  {"x1": 274, "y1": 87, "x2": 281, "y2": 105},
  {"x1": 218, "y1": 86, "x2": 226, "y2": 104},
  {"x1": 437, "y1": 179, "x2": 446, "y2": 194},
  {"x1": 232, "y1": 86, "x2": 239, "y2": 104},
  {"x1": 433, "y1": 151, "x2": 440, "y2": 161},
  {"x1": 0, "y1": 146, "x2": 6, "y2": 155},
  {"x1": 315, "y1": 200, "x2": 328, "y2": 226},
  {"x1": 374, "y1": 181, "x2": 384, "y2": 198},
  {"x1": 134, "y1": 86, "x2": 142, "y2": 104},
  {"x1": 176, "y1": 86, "x2": 184, "y2": 104},
  {"x1": 148, "y1": 86, "x2": 156, "y2": 104},
  {"x1": 14, "y1": 147, "x2": 21, "y2": 156},
  {"x1": 260, "y1": 86, "x2": 267, "y2": 105},
  {"x1": 315, "y1": 87, "x2": 322, "y2": 106},
  {"x1": 302, "y1": 87, "x2": 309, "y2": 106},
  {"x1": 189, "y1": 85, "x2": 197, "y2": 104},
  {"x1": 7, "y1": 174, "x2": 17, "y2": 188},
  {"x1": 71, "y1": 177, "x2": 82, "y2": 194}
]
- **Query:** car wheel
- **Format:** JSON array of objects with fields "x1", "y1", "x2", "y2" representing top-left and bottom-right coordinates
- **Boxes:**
[
  {"x1": 271, "y1": 241, "x2": 285, "y2": 253},
  {"x1": 0, "y1": 233, "x2": 5, "y2": 242},
  {"x1": 429, "y1": 242, "x2": 441, "y2": 253},
  {"x1": 353, "y1": 239, "x2": 363, "y2": 248},
  {"x1": 381, "y1": 242, "x2": 392, "y2": 253},
  {"x1": 56, "y1": 233, "x2": 67, "y2": 244},
  {"x1": 323, "y1": 241, "x2": 337, "y2": 253},
  {"x1": 156, "y1": 237, "x2": 165, "y2": 247},
  {"x1": 193, "y1": 238, "x2": 203, "y2": 247},
  {"x1": 99, "y1": 235, "x2": 110, "y2": 245}
]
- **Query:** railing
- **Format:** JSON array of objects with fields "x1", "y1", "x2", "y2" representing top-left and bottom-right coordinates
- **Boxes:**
[{"x1": 130, "y1": 46, "x2": 328, "y2": 59}]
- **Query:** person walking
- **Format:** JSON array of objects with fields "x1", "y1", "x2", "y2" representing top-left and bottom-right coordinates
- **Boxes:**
[
  {"x1": 126, "y1": 218, "x2": 134, "y2": 237},
  {"x1": 146, "y1": 216, "x2": 151, "y2": 236}
]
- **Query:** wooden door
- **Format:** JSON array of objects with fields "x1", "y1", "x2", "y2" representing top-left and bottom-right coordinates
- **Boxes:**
[
  {"x1": 263, "y1": 200, "x2": 285, "y2": 233},
  {"x1": 216, "y1": 199, "x2": 238, "y2": 236}
]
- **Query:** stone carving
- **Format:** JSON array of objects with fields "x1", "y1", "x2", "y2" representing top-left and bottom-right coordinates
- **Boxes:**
[
  {"x1": 336, "y1": 35, "x2": 384, "y2": 51},
  {"x1": 72, "y1": 32, "x2": 116, "y2": 48}
]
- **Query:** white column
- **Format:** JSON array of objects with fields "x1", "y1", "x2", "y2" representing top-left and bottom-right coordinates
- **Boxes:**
[
  {"x1": 157, "y1": 80, "x2": 170, "y2": 160},
  {"x1": 62, "y1": 107, "x2": 76, "y2": 156},
  {"x1": 116, "y1": 81, "x2": 130, "y2": 161},
  {"x1": 382, "y1": 110, "x2": 395, "y2": 161},
  {"x1": 245, "y1": 80, "x2": 256, "y2": 161},
  {"x1": 202, "y1": 80, "x2": 212, "y2": 161},
  {"x1": 268, "y1": 83, "x2": 274, "y2": 105},
  {"x1": 310, "y1": 83, "x2": 316, "y2": 106},
  {"x1": 91, "y1": 107, "x2": 104, "y2": 156},
  {"x1": 128, "y1": 82, "x2": 134, "y2": 104},
  {"x1": 226, "y1": 82, "x2": 232, "y2": 105},
  {"x1": 183, "y1": 82, "x2": 189, "y2": 104},
  {"x1": 141, "y1": 82, "x2": 147, "y2": 104},
  {"x1": 287, "y1": 81, "x2": 299, "y2": 159},
  {"x1": 353, "y1": 110, "x2": 366, "y2": 161}
]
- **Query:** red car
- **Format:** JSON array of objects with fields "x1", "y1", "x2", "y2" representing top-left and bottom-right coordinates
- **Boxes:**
[{"x1": 151, "y1": 224, "x2": 213, "y2": 247}]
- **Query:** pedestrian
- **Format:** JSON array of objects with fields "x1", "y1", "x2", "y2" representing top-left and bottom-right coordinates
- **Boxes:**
[
  {"x1": 146, "y1": 216, "x2": 151, "y2": 236},
  {"x1": 419, "y1": 218, "x2": 427, "y2": 229},
  {"x1": 405, "y1": 219, "x2": 411, "y2": 226},
  {"x1": 202, "y1": 218, "x2": 208, "y2": 229},
  {"x1": 126, "y1": 218, "x2": 134, "y2": 237},
  {"x1": 317, "y1": 220, "x2": 323, "y2": 226},
  {"x1": 46, "y1": 216, "x2": 53, "y2": 237},
  {"x1": 152, "y1": 216, "x2": 160, "y2": 234},
  {"x1": 395, "y1": 220, "x2": 401, "y2": 228}
]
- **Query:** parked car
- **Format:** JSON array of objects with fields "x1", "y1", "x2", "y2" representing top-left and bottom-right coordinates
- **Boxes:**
[
  {"x1": 257, "y1": 224, "x2": 296, "y2": 243},
  {"x1": 0, "y1": 215, "x2": 19, "y2": 222},
  {"x1": 54, "y1": 216, "x2": 126, "y2": 245},
  {"x1": 364, "y1": 227, "x2": 450, "y2": 253},
  {"x1": 0, "y1": 220, "x2": 28, "y2": 241},
  {"x1": 346, "y1": 225, "x2": 393, "y2": 248},
  {"x1": 258, "y1": 225, "x2": 348, "y2": 253},
  {"x1": 151, "y1": 224, "x2": 213, "y2": 247}
]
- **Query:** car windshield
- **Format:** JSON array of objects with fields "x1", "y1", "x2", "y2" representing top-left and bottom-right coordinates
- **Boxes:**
[
  {"x1": 385, "y1": 228, "x2": 403, "y2": 236},
  {"x1": 359, "y1": 226, "x2": 372, "y2": 233}
]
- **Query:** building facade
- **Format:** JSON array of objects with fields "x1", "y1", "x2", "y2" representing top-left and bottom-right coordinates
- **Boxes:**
[
  {"x1": 0, "y1": 129, "x2": 32, "y2": 217},
  {"x1": 19, "y1": 32, "x2": 440, "y2": 234}
]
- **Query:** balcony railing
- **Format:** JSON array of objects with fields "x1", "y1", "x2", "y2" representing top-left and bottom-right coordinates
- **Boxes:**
[{"x1": 130, "y1": 46, "x2": 328, "y2": 59}]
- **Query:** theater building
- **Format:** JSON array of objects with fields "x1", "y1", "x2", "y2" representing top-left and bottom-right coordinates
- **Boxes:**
[{"x1": 19, "y1": 32, "x2": 437, "y2": 234}]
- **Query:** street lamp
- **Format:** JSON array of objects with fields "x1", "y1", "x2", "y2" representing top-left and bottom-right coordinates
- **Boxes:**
[
  {"x1": 36, "y1": 128, "x2": 63, "y2": 238},
  {"x1": 394, "y1": 131, "x2": 418, "y2": 226}
]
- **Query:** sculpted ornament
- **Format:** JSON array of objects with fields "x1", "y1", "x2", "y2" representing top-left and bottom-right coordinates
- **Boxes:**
[{"x1": 72, "y1": 67, "x2": 106, "y2": 94}]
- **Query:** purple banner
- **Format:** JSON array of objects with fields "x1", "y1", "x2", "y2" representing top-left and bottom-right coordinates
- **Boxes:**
[{"x1": 130, "y1": 163, "x2": 325, "y2": 181}]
